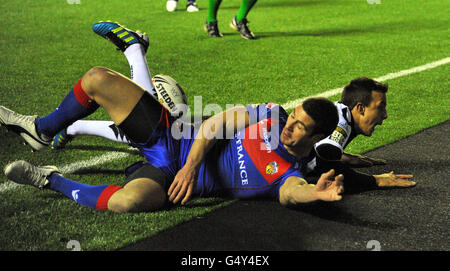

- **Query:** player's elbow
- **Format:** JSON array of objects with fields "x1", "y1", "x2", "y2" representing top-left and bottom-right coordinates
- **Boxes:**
[
  {"x1": 315, "y1": 143, "x2": 342, "y2": 161},
  {"x1": 202, "y1": 106, "x2": 249, "y2": 139},
  {"x1": 224, "y1": 106, "x2": 249, "y2": 129},
  {"x1": 279, "y1": 181, "x2": 298, "y2": 207}
]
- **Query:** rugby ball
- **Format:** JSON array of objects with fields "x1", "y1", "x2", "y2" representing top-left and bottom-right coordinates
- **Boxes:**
[{"x1": 152, "y1": 74, "x2": 188, "y2": 117}]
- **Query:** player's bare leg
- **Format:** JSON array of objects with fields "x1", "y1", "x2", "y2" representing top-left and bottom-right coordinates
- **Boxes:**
[
  {"x1": 52, "y1": 22, "x2": 156, "y2": 149},
  {"x1": 80, "y1": 66, "x2": 145, "y2": 125},
  {"x1": 107, "y1": 178, "x2": 166, "y2": 213},
  {"x1": 3, "y1": 68, "x2": 169, "y2": 213},
  {"x1": 92, "y1": 21, "x2": 156, "y2": 97},
  {"x1": 4, "y1": 160, "x2": 167, "y2": 213}
]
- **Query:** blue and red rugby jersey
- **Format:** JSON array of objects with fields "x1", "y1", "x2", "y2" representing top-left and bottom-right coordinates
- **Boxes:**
[{"x1": 136, "y1": 103, "x2": 310, "y2": 200}]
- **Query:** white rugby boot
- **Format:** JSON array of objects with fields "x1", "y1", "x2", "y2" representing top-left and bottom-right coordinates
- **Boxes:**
[
  {"x1": 4, "y1": 160, "x2": 60, "y2": 189},
  {"x1": 0, "y1": 106, "x2": 51, "y2": 151}
]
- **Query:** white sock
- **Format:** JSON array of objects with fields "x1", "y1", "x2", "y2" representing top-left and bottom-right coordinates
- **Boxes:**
[
  {"x1": 63, "y1": 45, "x2": 155, "y2": 144},
  {"x1": 67, "y1": 120, "x2": 130, "y2": 144},
  {"x1": 123, "y1": 43, "x2": 157, "y2": 98}
]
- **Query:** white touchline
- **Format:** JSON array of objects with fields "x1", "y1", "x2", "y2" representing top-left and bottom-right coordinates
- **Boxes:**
[
  {"x1": 0, "y1": 150, "x2": 135, "y2": 193},
  {"x1": 1, "y1": 57, "x2": 449, "y2": 193},
  {"x1": 59, "y1": 150, "x2": 134, "y2": 174}
]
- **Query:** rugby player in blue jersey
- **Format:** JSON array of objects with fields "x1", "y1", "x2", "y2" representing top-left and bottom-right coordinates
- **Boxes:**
[
  {"x1": 1, "y1": 21, "x2": 347, "y2": 213},
  {"x1": 1, "y1": 65, "x2": 346, "y2": 212},
  {"x1": 0, "y1": 23, "x2": 415, "y2": 213}
]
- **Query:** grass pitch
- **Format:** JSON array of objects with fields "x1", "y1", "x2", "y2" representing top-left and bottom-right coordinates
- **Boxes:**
[{"x1": 0, "y1": 0, "x2": 449, "y2": 250}]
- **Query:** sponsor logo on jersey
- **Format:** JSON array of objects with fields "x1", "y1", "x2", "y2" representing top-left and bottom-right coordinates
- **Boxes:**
[
  {"x1": 242, "y1": 118, "x2": 292, "y2": 184},
  {"x1": 265, "y1": 161, "x2": 279, "y2": 175},
  {"x1": 330, "y1": 126, "x2": 347, "y2": 146},
  {"x1": 261, "y1": 126, "x2": 272, "y2": 153},
  {"x1": 235, "y1": 132, "x2": 249, "y2": 186}
]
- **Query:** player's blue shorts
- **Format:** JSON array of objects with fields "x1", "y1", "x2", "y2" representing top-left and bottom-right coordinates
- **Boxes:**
[{"x1": 122, "y1": 100, "x2": 205, "y2": 190}]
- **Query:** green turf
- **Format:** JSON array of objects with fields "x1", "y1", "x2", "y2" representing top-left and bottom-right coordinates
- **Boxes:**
[{"x1": 0, "y1": 0, "x2": 448, "y2": 250}]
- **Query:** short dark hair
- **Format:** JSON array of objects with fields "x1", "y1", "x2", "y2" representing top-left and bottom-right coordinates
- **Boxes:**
[
  {"x1": 340, "y1": 77, "x2": 388, "y2": 110},
  {"x1": 302, "y1": 97, "x2": 338, "y2": 137}
]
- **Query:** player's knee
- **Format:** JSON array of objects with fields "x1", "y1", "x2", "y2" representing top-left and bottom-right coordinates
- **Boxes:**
[
  {"x1": 82, "y1": 66, "x2": 114, "y2": 95},
  {"x1": 108, "y1": 189, "x2": 166, "y2": 213},
  {"x1": 108, "y1": 197, "x2": 139, "y2": 213}
]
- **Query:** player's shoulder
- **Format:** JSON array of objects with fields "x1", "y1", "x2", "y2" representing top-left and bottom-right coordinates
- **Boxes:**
[
  {"x1": 314, "y1": 102, "x2": 353, "y2": 160},
  {"x1": 264, "y1": 103, "x2": 288, "y2": 118},
  {"x1": 246, "y1": 103, "x2": 288, "y2": 123},
  {"x1": 334, "y1": 102, "x2": 352, "y2": 125}
]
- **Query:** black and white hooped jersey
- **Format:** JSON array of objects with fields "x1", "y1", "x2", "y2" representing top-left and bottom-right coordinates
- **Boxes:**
[{"x1": 306, "y1": 102, "x2": 357, "y2": 172}]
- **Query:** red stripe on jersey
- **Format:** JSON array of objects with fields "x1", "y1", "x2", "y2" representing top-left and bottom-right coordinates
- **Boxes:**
[
  {"x1": 242, "y1": 118, "x2": 291, "y2": 184},
  {"x1": 96, "y1": 185, "x2": 123, "y2": 210},
  {"x1": 159, "y1": 107, "x2": 170, "y2": 128},
  {"x1": 265, "y1": 103, "x2": 278, "y2": 109}
]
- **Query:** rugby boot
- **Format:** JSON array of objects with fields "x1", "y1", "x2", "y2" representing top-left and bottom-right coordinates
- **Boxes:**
[
  {"x1": 92, "y1": 21, "x2": 149, "y2": 53},
  {"x1": 204, "y1": 21, "x2": 223, "y2": 37},
  {"x1": 229, "y1": 16, "x2": 256, "y2": 40},
  {"x1": 4, "y1": 160, "x2": 60, "y2": 189},
  {"x1": 186, "y1": 2, "x2": 199, "y2": 12},
  {"x1": 51, "y1": 128, "x2": 74, "y2": 150},
  {"x1": 0, "y1": 106, "x2": 51, "y2": 151}
]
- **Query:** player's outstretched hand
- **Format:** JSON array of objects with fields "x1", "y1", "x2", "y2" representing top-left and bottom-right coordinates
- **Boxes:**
[
  {"x1": 315, "y1": 169, "x2": 345, "y2": 201},
  {"x1": 374, "y1": 171, "x2": 416, "y2": 188},
  {"x1": 341, "y1": 153, "x2": 387, "y2": 168},
  {"x1": 168, "y1": 163, "x2": 199, "y2": 205}
]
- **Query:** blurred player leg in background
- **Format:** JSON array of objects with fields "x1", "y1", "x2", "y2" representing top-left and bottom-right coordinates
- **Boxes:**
[
  {"x1": 205, "y1": 0, "x2": 258, "y2": 40},
  {"x1": 204, "y1": 0, "x2": 223, "y2": 37},
  {"x1": 187, "y1": 0, "x2": 199, "y2": 12},
  {"x1": 166, "y1": 0, "x2": 199, "y2": 12},
  {"x1": 230, "y1": 0, "x2": 258, "y2": 40}
]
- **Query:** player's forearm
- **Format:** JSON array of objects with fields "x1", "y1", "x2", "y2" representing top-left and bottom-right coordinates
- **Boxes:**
[
  {"x1": 293, "y1": 184, "x2": 322, "y2": 205},
  {"x1": 184, "y1": 123, "x2": 219, "y2": 169},
  {"x1": 340, "y1": 153, "x2": 354, "y2": 164},
  {"x1": 185, "y1": 106, "x2": 249, "y2": 168},
  {"x1": 280, "y1": 179, "x2": 320, "y2": 206}
]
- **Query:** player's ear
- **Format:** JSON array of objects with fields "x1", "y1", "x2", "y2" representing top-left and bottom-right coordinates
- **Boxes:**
[{"x1": 355, "y1": 102, "x2": 366, "y2": 116}]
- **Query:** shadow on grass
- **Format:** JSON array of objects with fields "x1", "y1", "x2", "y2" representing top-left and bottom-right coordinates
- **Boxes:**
[
  {"x1": 288, "y1": 200, "x2": 401, "y2": 230},
  {"x1": 256, "y1": 20, "x2": 441, "y2": 39},
  {"x1": 219, "y1": 0, "x2": 336, "y2": 10}
]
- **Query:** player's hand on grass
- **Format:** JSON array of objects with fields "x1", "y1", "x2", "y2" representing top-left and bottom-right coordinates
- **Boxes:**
[
  {"x1": 168, "y1": 162, "x2": 200, "y2": 205},
  {"x1": 315, "y1": 169, "x2": 345, "y2": 201},
  {"x1": 374, "y1": 171, "x2": 416, "y2": 188},
  {"x1": 341, "y1": 153, "x2": 387, "y2": 168}
]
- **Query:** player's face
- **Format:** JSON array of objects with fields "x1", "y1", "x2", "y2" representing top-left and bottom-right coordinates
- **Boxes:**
[
  {"x1": 281, "y1": 105, "x2": 318, "y2": 156},
  {"x1": 358, "y1": 91, "x2": 388, "y2": 136}
]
